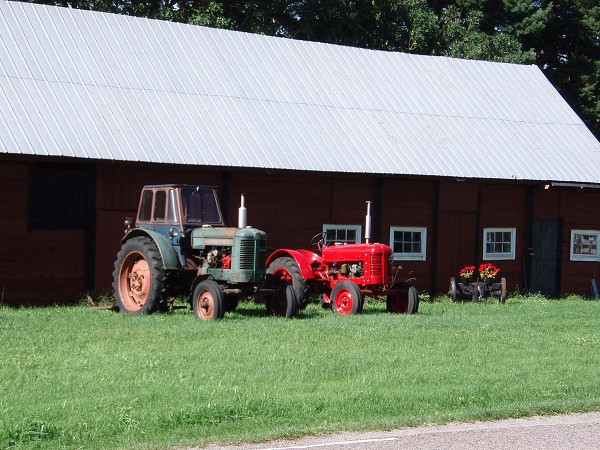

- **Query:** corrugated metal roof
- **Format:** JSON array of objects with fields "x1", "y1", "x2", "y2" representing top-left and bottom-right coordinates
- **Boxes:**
[{"x1": 1, "y1": 0, "x2": 599, "y2": 183}]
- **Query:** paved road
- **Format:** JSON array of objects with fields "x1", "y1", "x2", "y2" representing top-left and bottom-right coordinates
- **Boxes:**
[{"x1": 199, "y1": 412, "x2": 600, "y2": 450}]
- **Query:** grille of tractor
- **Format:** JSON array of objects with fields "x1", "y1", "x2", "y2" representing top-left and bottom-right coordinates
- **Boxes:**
[
  {"x1": 239, "y1": 238, "x2": 261, "y2": 270},
  {"x1": 370, "y1": 254, "x2": 385, "y2": 277},
  {"x1": 258, "y1": 238, "x2": 267, "y2": 267}
]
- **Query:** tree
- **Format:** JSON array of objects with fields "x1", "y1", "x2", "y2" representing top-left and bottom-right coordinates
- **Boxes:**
[
  {"x1": 436, "y1": 5, "x2": 535, "y2": 63},
  {"x1": 429, "y1": 0, "x2": 599, "y2": 137},
  {"x1": 535, "y1": 1, "x2": 599, "y2": 138}
]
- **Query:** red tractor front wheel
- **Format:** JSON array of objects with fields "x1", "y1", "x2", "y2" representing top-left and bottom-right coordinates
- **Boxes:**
[
  {"x1": 386, "y1": 283, "x2": 419, "y2": 314},
  {"x1": 331, "y1": 281, "x2": 363, "y2": 315}
]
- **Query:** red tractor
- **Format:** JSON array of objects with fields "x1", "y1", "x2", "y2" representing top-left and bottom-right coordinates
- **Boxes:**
[{"x1": 265, "y1": 202, "x2": 420, "y2": 316}]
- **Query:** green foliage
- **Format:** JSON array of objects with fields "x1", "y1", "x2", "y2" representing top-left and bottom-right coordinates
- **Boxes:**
[
  {"x1": 535, "y1": 0, "x2": 600, "y2": 138},
  {"x1": 1, "y1": 298, "x2": 600, "y2": 448},
  {"x1": 439, "y1": 6, "x2": 536, "y2": 63},
  {"x1": 0, "y1": 418, "x2": 56, "y2": 448},
  {"x1": 188, "y1": 2, "x2": 235, "y2": 28}
]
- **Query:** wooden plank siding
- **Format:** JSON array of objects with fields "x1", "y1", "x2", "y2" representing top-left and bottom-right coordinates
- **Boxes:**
[
  {"x1": 435, "y1": 182, "x2": 478, "y2": 294},
  {"x1": 479, "y1": 184, "x2": 530, "y2": 292},
  {"x1": 0, "y1": 160, "x2": 87, "y2": 304},
  {"x1": 223, "y1": 171, "x2": 340, "y2": 251},
  {"x1": 380, "y1": 179, "x2": 436, "y2": 290},
  {"x1": 559, "y1": 189, "x2": 600, "y2": 296},
  {"x1": 1, "y1": 158, "x2": 599, "y2": 305}
]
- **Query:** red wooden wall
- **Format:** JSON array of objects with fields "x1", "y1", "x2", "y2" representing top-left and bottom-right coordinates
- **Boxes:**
[
  {"x1": 559, "y1": 189, "x2": 600, "y2": 294},
  {"x1": 1, "y1": 157, "x2": 599, "y2": 305},
  {"x1": 0, "y1": 160, "x2": 86, "y2": 304}
]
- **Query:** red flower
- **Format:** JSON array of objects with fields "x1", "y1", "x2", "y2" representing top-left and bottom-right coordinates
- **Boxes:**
[
  {"x1": 459, "y1": 265, "x2": 476, "y2": 278},
  {"x1": 479, "y1": 263, "x2": 500, "y2": 279}
]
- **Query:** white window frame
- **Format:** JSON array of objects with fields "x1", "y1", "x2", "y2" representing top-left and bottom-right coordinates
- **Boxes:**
[
  {"x1": 483, "y1": 227, "x2": 516, "y2": 260},
  {"x1": 570, "y1": 229, "x2": 599, "y2": 262},
  {"x1": 322, "y1": 224, "x2": 361, "y2": 244},
  {"x1": 390, "y1": 226, "x2": 427, "y2": 261}
]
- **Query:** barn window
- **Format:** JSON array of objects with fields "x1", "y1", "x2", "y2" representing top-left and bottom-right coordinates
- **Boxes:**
[
  {"x1": 390, "y1": 227, "x2": 427, "y2": 261},
  {"x1": 322, "y1": 224, "x2": 361, "y2": 244},
  {"x1": 29, "y1": 165, "x2": 91, "y2": 230},
  {"x1": 483, "y1": 228, "x2": 516, "y2": 260},
  {"x1": 570, "y1": 230, "x2": 599, "y2": 262}
]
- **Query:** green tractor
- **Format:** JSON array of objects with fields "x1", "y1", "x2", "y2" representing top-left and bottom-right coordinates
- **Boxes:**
[{"x1": 112, "y1": 185, "x2": 283, "y2": 320}]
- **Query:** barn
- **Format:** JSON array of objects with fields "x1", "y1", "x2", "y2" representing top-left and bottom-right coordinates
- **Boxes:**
[{"x1": 1, "y1": 0, "x2": 599, "y2": 305}]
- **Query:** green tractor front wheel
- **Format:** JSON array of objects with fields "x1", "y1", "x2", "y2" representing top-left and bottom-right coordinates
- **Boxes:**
[{"x1": 192, "y1": 279, "x2": 225, "y2": 320}]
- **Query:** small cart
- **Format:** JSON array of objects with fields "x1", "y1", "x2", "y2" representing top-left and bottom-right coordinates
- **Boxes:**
[{"x1": 449, "y1": 277, "x2": 507, "y2": 303}]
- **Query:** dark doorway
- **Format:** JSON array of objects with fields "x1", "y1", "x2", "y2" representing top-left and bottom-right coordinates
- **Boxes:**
[
  {"x1": 530, "y1": 220, "x2": 561, "y2": 297},
  {"x1": 29, "y1": 164, "x2": 96, "y2": 292},
  {"x1": 435, "y1": 211, "x2": 477, "y2": 294}
]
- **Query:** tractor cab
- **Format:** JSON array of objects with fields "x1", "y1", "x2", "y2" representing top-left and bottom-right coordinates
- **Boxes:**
[{"x1": 132, "y1": 185, "x2": 224, "y2": 238}]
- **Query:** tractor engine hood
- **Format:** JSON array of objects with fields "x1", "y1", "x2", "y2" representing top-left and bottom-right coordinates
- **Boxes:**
[
  {"x1": 321, "y1": 242, "x2": 392, "y2": 262},
  {"x1": 191, "y1": 226, "x2": 266, "y2": 249}
]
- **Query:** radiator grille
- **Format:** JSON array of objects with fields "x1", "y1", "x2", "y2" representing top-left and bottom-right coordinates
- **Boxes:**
[
  {"x1": 370, "y1": 254, "x2": 384, "y2": 277},
  {"x1": 239, "y1": 239, "x2": 255, "y2": 270},
  {"x1": 258, "y1": 238, "x2": 267, "y2": 268}
]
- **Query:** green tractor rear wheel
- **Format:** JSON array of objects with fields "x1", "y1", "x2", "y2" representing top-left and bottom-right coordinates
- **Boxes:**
[{"x1": 113, "y1": 236, "x2": 167, "y2": 314}]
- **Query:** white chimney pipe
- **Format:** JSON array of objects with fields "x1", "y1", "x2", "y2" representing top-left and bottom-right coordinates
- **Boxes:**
[
  {"x1": 238, "y1": 193, "x2": 247, "y2": 228},
  {"x1": 365, "y1": 201, "x2": 372, "y2": 244}
]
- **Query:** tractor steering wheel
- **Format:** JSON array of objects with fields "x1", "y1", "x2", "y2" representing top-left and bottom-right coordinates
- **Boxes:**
[{"x1": 310, "y1": 231, "x2": 328, "y2": 252}]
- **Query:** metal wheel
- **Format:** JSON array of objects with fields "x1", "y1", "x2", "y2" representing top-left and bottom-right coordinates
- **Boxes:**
[
  {"x1": 331, "y1": 281, "x2": 362, "y2": 315},
  {"x1": 473, "y1": 283, "x2": 484, "y2": 302},
  {"x1": 387, "y1": 282, "x2": 417, "y2": 314},
  {"x1": 113, "y1": 236, "x2": 166, "y2": 314},
  {"x1": 192, "y1": 279, "x2": 224, "y2": 320},
  {"x1": 449, "y1": 277, "x2": 458, "y2": 302},
  {"x1": 499, "y1": 277, "x2": 508, "y2": 303},
  {"x1": 410, "y1": 286, "x2": 420, "y2": 313}
]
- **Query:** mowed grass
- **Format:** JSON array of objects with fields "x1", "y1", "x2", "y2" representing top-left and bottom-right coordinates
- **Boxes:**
[{"x1": 1, "y1": 294, "x2": 600, "y2": 449}]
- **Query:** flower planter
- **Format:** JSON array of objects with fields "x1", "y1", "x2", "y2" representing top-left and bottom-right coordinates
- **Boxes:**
[{"x1": 448, "y1": 276, "x2": 507, "y2": 303}]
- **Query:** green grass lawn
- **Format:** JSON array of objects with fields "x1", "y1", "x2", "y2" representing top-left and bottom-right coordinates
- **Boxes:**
[{"x1": 1, "y1": 294, "x2": 599, "y2": 449}]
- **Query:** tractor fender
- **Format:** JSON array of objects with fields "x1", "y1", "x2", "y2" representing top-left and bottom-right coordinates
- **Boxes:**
[
  {"x1": 266, "y1": 249, "x2": 319, "y2": 280},
  {"x1": 121, "y1": 228, "x2": 181, "y2": 270}
]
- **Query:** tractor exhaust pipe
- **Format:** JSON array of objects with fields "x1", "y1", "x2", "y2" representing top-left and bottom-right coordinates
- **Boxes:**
[
  {"x1": 238, "y1": 193, "x2": 247, "y2": 228},
  {"x1": 365, "y1": 201, "x2": 372, "y2": 244}
]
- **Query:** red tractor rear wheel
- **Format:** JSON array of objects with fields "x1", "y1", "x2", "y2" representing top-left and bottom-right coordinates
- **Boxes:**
[
  {"x1": 331, "y1": 281, "x2": 363, "y2": 315},
  {"x1": 267, "y1": 257, "x2": 308, "y2": 308}
]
